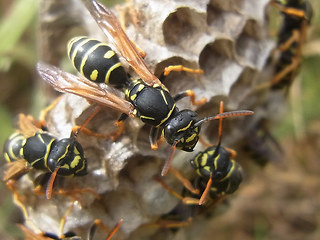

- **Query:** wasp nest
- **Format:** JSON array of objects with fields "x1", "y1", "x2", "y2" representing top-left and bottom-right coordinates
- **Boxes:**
[{"x1": 11, "y1": 0, "x2": 282, "y2": 239}]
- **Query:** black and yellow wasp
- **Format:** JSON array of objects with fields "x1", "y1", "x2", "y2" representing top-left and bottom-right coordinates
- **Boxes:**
[
  {"x1": 156, "y1": 101, "x2": 245, "y2": 205},
  {"x1": 37, "y1": 0, "x2": 253, "y2": 176},
  {"x1": 269, "y1": 0, "x2": 313, "y2": 90},
  {"x1": 2, "y1": 113, "x2": 87, "y2": 199}
]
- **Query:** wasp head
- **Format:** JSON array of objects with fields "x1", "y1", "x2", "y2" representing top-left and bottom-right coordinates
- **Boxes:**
[
  {"x1": 164, "y1": 109, "x2": 200, "y2": 152},
  {"x1": 47, "y1": 138, "x2": 87, "y2": 176}
]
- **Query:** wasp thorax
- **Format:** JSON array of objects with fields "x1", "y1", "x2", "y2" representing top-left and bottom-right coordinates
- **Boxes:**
[
  {"x1": 191, "y1": 145, "x2": 231, "y2": 180},
  {"x1": 164, "y1": 109, "x2": 200, "y2": 151},
  {"x1": 23, "y1": 132, "x2": 56, "y2": 170}
]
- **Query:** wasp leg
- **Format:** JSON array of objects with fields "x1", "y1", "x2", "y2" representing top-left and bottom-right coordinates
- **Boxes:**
[
  {"x1": 182, "y1": 195, "x2": 226, "y2": 206},
  {"x1": 118, "y1": 11, "x2": 146, "y2": 59},
  {"x1": 154, "y1": 173, "x2": 218, "y2": 206},
  {"x1": 38, "y1": 96, "x2": 62, "y2": 128},
  {"x1": 58, "y1": 201, "x2": 75, "y2": 237},
  {"x1": 253, "y1": 54, "x2": 300, "y2": 91},
  {"x1": 225, "y1": 147, "x2": 237, "y2": 158},
  {"x1": 167, "y1": 168, "x2": 200, "y2": 195},
  {"x1": 181, "y1": 197, "x2": 204, "y2": 205},
  {"x1": 89, "y1": 219, "x2": 123, "y2": 240},
  {"x1": 149, "y1": 126, "x2": 164, "y2": 150},
  {"x1": 6, "y1": 180, "x2": 28, "y2": 217},
  {"x1": 117, "y1": 0, "x2": 145, "y2": 59},
  {"x1": 6, "y1": 181, "x2": 54, "y2": 238},
  {"x1": 73, "y1": 121, "x2": 124, "y2": 141},
  {"x1": 34, "y1": 184, "x2": 100, "y2": 206},
  {"x1": 271, "y1": 29, "x2": 305, "y2": 88},
  {"x1": 131, "y1": 41, "x2": 146, "y2": 58},
  {"x1": 159, "y1": 65, "x2": 204, "y2": 83},
  {"x1": 173, "y1": 89, "x2": 207, "y2": 106},
  {"x1": 163, "y1": 65, "x2": 204, "y2": 77},
  {"x1": 140, "y1": 217, "x2": 192, "y2": 229},
  {"x1": 278, "y1": 30, "x2": 301, "y2": 52},
  {"x1": 270, "y1": 57, "x2": 300, "y2": 87},
  {"x1": 154, "y1": 167, "x2": 200, "y2": 198},
  {"x1": 154, "y1": 174, "x2": 206, "y2": 206},
  {"x1": 270, "y1": 1, "x2": 307, "y2": 19},
  {"x1": 71, "y1": 105, "x2": 102, "y2": 137},
  {"x1": 155, "y1": 166, "x2": 221, "y2": 206},
  {"x1": 125, "y1": 0, "x2": 140, "y2": 25},
  {"x1": 36, "y1": 201, "x2": 77, "y2": 239},
  {"x1": 153, "y1": 175, "x2": 185, "y2": 201},
  {"x1": 117, "y1": 0, "x2": 141, "y2": 30},
  {"x1": 116, "y1": 3, "x2": 128, "y2": 31},
  {"x1": 116, "y1": 4, "x2": 145, "y2": 59},
  {"x1": 72, "y1": 106, "x2": 124, "y2": 141}
]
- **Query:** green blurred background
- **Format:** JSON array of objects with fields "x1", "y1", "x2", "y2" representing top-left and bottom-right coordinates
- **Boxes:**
[{"x1": 0, "y1": 0, "x2": 319, "y2": 239}]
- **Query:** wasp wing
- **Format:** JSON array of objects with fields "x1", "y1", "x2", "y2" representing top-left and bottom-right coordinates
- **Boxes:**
[
  {"x1": 16, "y1": 114, "x2": 43, "y2": 137},
  {"x1": 37, "y1": 62, "x2": 135, "y2": 117},
  {"x1": 82, "y1": 0, "x2": 162, "y2": 86},
  {"x1": 2, "y1": 160, "x2": 30, "y2": 182}
]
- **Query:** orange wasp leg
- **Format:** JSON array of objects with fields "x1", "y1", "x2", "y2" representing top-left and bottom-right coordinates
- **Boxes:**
[
  {"x1": 140, "y1": 217, "x2": 192, "y2": 229},
  {"x1": 71, "y1": 106, "x2": 124, "y2": 141},
  {"x1": 34, "y1": 184, "x2": 100, "y2": 206},
  {"x1": 270, "y1": 1, "x2": 307, "y2": 19},
  {"x1": 163, "y1": 65, "x2": 204, "y2": 77},
  {"x1": 38, "y1": 96, "x2": 62, "y2": 127},
  {"x1": 89, "y1": 218, "x2": 123, "y2": 240}
]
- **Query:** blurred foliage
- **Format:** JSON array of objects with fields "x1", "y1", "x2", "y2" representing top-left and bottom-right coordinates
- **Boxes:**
[
  {"x1": 0, "y1": 0, "x2": 37, "y2": 71},
  {"x1": 0, "y1": 0, "x2": 319, "y2": 239},
  {"x1": 0, "y1": 0, "x2": 38, "y2": 239},
  {"x1": 0, "y1": 0, "x2": 37, "y2": 145}
]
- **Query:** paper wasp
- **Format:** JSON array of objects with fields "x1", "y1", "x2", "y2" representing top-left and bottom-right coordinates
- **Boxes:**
[
  {"x1": 155, "y1": 101, "x2": 245, "y2": 205},
  {"x1": 2, "y1": 113, "x2": 87, "y2": 199},
  {"x1": 269, "y1": 0, "x2": 313, "y2": 90},
  {"x1": 37, "y1": 0, "x2": 253, "y2": 176}
]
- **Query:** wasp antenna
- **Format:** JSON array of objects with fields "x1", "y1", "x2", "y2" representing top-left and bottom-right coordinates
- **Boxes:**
[
  {"x1": 214, "y1": 110, "x2": 254, "y2": 120},
  {"x1": 46, "y1": 166, "x2": 61, "y2": 199},
  {"x1": 194, "y1": 110, "x2": 254, "y2": 128},
  {"x1": 216, "y1": 101, "x2": 224, "y2": 147},
  {"x1": 161, "y1": 142, "x2": 178, "y2": 176},
  {"x1": 199, "y1": 174, "x2": 212, "y2": 205}
]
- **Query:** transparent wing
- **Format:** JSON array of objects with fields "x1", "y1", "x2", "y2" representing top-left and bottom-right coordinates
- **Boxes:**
[
  {"x1": 16, "y1": 114, "x2": 42, "y2": 137},
  {"x1": 37, "y1": 62, "x2": 135, "y2": 117},
  {"x1": 82, "y1": 0, "x2": 162, "y2": 86},
  {"x1": 2, "y1": 160, "x2": 30, "y2": 182}
]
